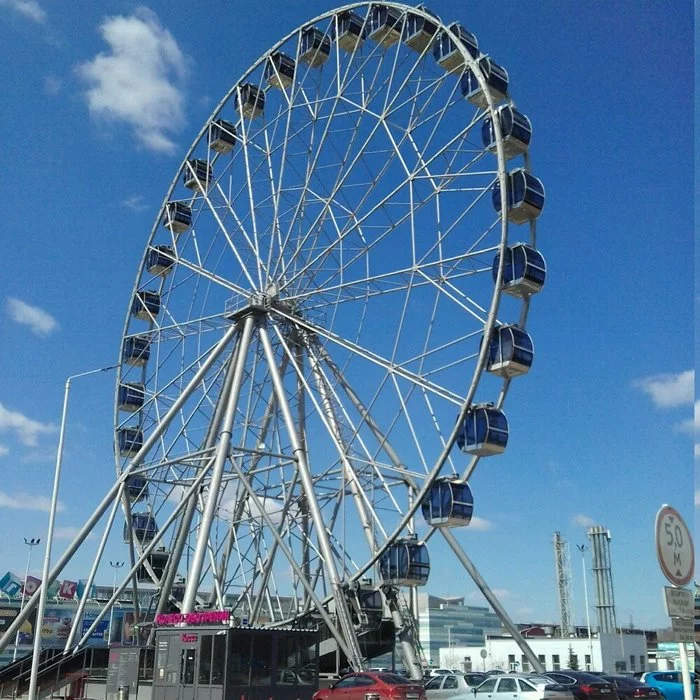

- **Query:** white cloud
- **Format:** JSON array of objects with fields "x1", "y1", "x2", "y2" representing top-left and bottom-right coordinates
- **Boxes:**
[
  {"x1": 0, "y1": 490, "x2": 64, "y2": 513},
  {"x1": 77, "y1": 8, "x2": 188, "y2": 153},
  {"x1": 633, "y1": 370, "x2": 694, "y2": 408},
  {"x1": 6, "y1": 297, "x2": 59, "y2": 337},
  {"x1": 0, "y1": 0, "x2": 46, "y2": 22},
  {"x1": 0, "y1": 444, "x2": 8, "y2": 457},
  {"x1": 54, "y1": 526, "x2": 95, "y2": 540},
  {"x1": 43, "y1": 76, "x2": 62, "y2": 95},
  {"x1": 0, "y1": 402, "x2": 55, "y2": 446},
  {"x1": 122, "y1": 194, "x2": 148, "y2": 212},
  {"x1": 469, "y1": 516, "x2": 494, "y2": 531},
  {"x1": 572, "y1": 513, "x2": 598, "y2": 527}
]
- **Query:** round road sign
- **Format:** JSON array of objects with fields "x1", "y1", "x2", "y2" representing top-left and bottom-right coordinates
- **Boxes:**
[
  {"x1": 480, "y1": 649, "x2": 488, "y2": 659},
  {"x1": 655, "y1": 504, "x2": 694, "y2": 587}
]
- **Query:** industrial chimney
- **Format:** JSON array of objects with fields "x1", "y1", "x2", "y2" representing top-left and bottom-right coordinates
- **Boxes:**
[{"x1": 586, "y1": 526, "x2": 617, "y2": 633}]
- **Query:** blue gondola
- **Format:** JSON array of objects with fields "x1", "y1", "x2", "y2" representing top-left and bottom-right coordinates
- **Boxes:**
[
  {"x1": 335, "y1": 10, "x2": 365, "y2": 52},
  {"x1": 299, "y1": 27, "x2": 332, "y2": 67},
  {"x1": 456, "y1": 405, "x2": 508, "y2": 456},
  {"x1": 486, "y1": 325, "x2": 534, "y2": 378},
  {"x1": 433, "y1": 22, "x2": 479, "y2": 73},
  {"x1": 492, "y1": 168, "x2": 545, "y2": 224},
  {"x1": 137, "y1": 548, "x2": 168, "y2": 581},
  {"x1": 481, "y1": 105, "x2": 532, "y2": 160},
  {"x1": 368, "y1": 5, "x2": 404, "y2": 47},
  {"x1": 126, "y1": 474, "x2": 149, "y2": 501},
  {"x1": 421, "y1": 478, "x2": 474, "y2": 527},
  {"x1": 403, "y1": 5, "x2": 438, "y2": 52},
  {"x1": 124, "y1": 512, "x2": 157, "y2": 543},
  {"x1": 359, "y1": 587, "x2": 383, "y2": 614},
  {"x1": 122, "y1": 335, "x2": 150, "y2": 366},
  {"x1": 162, "y1": 202, "x2": 191, "y2": 234},
  {"x1": 236, "y1": 83, "x2": 265, "y2": 119},
  {"x1": 460, "y1": 57, "x2": 509, "y2": 108},
  {"x1": 492, "y1": 244, "x2": 547, "y2": 297},
  {"x1": 379, "y1": 535, "x2": 430, "y2": 586},
  {"x1": 209, "y1": 119, "x2": 237, "y2": 154},
  {"x1": 131, "y1": 291, "x2": 160, "y2": 321},
  {"x1": 147, "y1": 245, "x2": 175, "y2": 276},
  {"x1": 118, "y1": 427, "x2": 144, "y2": 457},
  {"x1": 183, "y1": 159, "x2": 212, "y2": 192},
  {"x1": 118, "y1": 383, "x2": 145, "y2": 412},
  {"x1": 265, "y1": 52, "x2": 295, "y2": 89}
]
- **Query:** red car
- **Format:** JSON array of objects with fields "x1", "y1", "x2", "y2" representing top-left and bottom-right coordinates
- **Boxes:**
[{"x1": 313, "y1": 672, "x2": 426, "y2": 700}]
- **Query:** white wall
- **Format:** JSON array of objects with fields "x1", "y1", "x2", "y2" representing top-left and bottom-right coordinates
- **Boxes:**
[{"x1": 439, "y1": 634, "x2": 647, "y2": 673}]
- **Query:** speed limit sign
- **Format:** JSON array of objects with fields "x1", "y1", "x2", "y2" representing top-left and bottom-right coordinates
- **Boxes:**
[{"x1": 655, "y1": 505, "x2": 694, "y2": 587}]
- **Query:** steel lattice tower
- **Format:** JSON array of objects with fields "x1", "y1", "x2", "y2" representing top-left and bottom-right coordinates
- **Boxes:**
[{"x1": 553, "y1": 532, "x2": 574, "y2": 636}]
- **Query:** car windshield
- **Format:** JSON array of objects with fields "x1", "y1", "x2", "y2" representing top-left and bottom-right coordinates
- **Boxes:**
[{"x1": 378, "y1": 674, "x2": 413, "y2": 685}]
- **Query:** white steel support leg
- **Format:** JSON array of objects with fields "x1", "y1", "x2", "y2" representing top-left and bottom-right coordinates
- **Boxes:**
[
  {"x1": 0, "y1": 323, "x2": 238, "y2": 655},
  {"x1": 308, "y1": 348, "x2": 376, "y2": 553},
  {"x1": 440, "y1": 528, "x2": 544, "y2": 673},
  {"x1": 182, "y1": 314, "x2": 256, "y2": 613},
  {"x1": 258, "y1": 321, "x2": 364, "y2": 671}
]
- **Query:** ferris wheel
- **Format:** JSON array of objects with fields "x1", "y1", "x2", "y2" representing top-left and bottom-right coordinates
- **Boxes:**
[{"x1": 0, "y1": 1, "x2": 547, "y2": 677}]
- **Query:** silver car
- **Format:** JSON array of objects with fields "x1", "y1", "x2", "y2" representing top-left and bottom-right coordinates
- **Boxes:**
[
  {"x1": 468, "y1": 674, "x2": 575, "y2": 700},
  {"x1": 425, "y1": 674, "x2": 490, "y2": 700}
]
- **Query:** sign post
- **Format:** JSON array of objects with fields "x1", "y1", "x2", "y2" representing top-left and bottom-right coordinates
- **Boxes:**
[{"x1": 655, "y1": 505, "x2": 694, "y2": 700}]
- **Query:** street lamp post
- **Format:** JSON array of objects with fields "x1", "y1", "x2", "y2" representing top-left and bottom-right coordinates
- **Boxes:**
[
  {"x1": 577, "y1": 544, "x2": 594, "y2": 670},
  {"x1": 13, "y1": 537, "x2": 41, "y2": 661},
  {"x1": 108, "y1": 561, "x2": 124, "y2": 646},
  {"x1": 28, "y1": 365, "x2": 117, "y2": 700}
]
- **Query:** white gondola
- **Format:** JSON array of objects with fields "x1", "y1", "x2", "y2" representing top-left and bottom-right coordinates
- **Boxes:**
[
  {"x1": 460, "y1": 57, "x2": 509, "y2": 108},
  {"x1": 402, "y1": 5, "x2": 438, "y2": 52},
  {"x1": 209, "y1": 119, "x2": 237, "y2": 154},
  {"x1": 299, "y1": 27, "x2": 332, "y2": 67},
  {"x1": 183, "y1": 159, "x2": 212, "y2": 192},
  {"x1": 379, "y1": 534, "x2": 430, "y2": 586},
  {"x1": 236, "y1": 83, "x2": 265, "y2": 119},
  {"x1": 433, "y1": 22, "x2": 479, "y2": 74},
  {"x1": 486, "y1": 325, "x2": 534, "y2": 378},
  {"x1": 124, "y1": 512, "x2": 157, "y2": 543},
  {"x1": 118, "y1": 383, "x2": 145, "y2": 412},
  {"x1": 482, "y1": 105, "x2": 532, "y2": 160},
  {"x1": 265, "y1": 52, "x2": 295, "y2": 89},
  {"x1": 492, "y1": 244, "x2": 547, "y2": 298},
  {"x1": 126, "y1": 475, "x2": 149, "y2": 502},
  {"x1": 336, "y1": 9, "x2": 365, "y2": 52},
  {"x1": 131, "y1": 291, "x2": 160, "y2": 321},
  {"x1": 456, "y1": 405, "x2": 508, "y2": 456},
  {"x1": 147, "y1": 245, "x2": 175, "y2": 276},
  {"x1": 122, "y1": 335, "x2": 150, "y2": 366},
  {"x1": 368, "y1": 4, "x2": 404, "y2": 47},
  {"x1": 118, "y1": 427, "x2": 143, "y2": 457},
  {"x1": 162, "y1": 202, "x2": 191, "y2": 234},
  {"x1": 492, "y1": 168, "x2": 545, "y2": 224},
  {"x1": 421, "y1": 478, "x2": 474, "y2": 527}
]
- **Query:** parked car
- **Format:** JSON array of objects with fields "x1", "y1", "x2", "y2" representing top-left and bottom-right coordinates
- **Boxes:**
[
  {"x1": 640, "y1": 672, "x2": 697, "y2": 700},
  {"x1": 425, "y1": 673, "x2": 489, "y2": 699},
  {"x1": 544, "y1": 671, "x2": 619, "y2": 700},
  {"x1": 312, "y1": 672, "x2": 426, "y2": 700},
  {"x1": 430, "y1": 670, "x2": 454, "y2": 677},
  {"x1": 470, "y1": 674, "x2": 575, "y2": 700},
  {"x1": 601, "y1": 675, "x2": 663, "y2": 700}
]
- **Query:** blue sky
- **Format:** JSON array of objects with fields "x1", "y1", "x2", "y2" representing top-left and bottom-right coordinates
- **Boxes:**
[{"x1": 0, "y1": 0, "x2": 694, "y2": 634}]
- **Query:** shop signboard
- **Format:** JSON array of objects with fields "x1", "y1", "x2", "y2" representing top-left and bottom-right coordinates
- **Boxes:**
[{"x1": 0, "y1": 572, "x2": 21, "y2": 598}]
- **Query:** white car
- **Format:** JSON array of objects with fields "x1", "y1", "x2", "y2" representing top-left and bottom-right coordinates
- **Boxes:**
[
  {"x1": 468, "y1": 674, "x2": 575, "y2": 700},
  {"x1": 425, "y1": 673, "x2": 490, "y2": 699}
]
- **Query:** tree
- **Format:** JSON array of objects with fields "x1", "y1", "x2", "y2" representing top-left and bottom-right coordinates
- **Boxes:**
[{"x1": 568, "y1": 645, "x2": 579, "y2": 670}]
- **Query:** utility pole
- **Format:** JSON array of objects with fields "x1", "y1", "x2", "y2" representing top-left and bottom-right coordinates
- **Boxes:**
[
  {"x1": 13, "y1": 538, "x2": 41, "y2": 661},
  {"x1": 108, "y1": 561, "x2": 125, "y2": 645}
]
